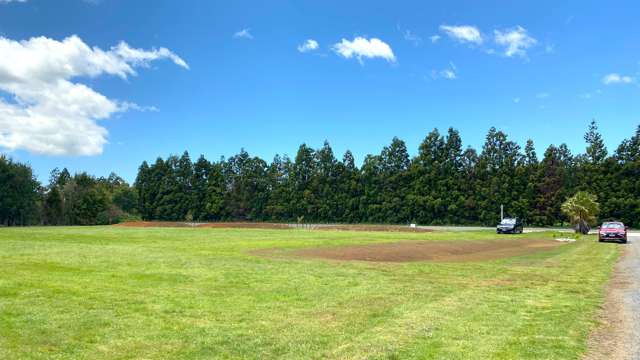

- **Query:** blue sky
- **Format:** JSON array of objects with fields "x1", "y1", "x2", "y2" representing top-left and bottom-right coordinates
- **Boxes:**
[{"x1": 0, "y1": 0, "x2": 639, "y2": 183}]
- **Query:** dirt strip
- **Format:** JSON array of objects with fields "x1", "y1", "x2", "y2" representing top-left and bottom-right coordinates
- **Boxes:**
[
  {"x1": 584, "y1": 234, "x2": 640, "y2": 360},
  {"x1": 258, "y1": 238, "x2": 565, "y2": 263}
]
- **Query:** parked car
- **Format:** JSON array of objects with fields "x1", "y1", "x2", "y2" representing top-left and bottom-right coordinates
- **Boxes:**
[
  {"x1": 496, "y1": 218, "x2": 524, "y2": 234},
  {"x1": 598, "y1": 221, "x2": 628, "y2": 243}
]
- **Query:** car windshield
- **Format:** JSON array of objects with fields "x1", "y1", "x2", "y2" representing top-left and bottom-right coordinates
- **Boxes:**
[
  {"x1": 501, "y1": 218, "x2": 516, "y2": 225},
  {"x1": 602, "y1": 223, "x2": 623, "y2": 229}
]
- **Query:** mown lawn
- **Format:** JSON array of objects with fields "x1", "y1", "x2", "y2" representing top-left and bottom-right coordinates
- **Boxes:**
[{"x1": 0, "y1": 227, "x2": 620, "y2": 359}]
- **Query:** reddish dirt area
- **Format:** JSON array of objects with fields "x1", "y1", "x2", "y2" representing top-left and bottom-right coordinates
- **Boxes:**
[
  {"x1": 114, "y1": 222, "x2": 433, "y2": 232},
  {"x1": 291, "y1": 238, "x2": 563, "y2": 263},
  {"x1": 279, "y1": 238, "x2": 564, "y2": 263}
]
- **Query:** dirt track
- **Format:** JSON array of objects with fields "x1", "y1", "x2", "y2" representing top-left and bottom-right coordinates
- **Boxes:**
[
  {"x1": 584, "y1": 233, "x2": 640, "y2": 360},
  {"x1": 286, "y1": 238, "x2": 563, "y2": 263}
]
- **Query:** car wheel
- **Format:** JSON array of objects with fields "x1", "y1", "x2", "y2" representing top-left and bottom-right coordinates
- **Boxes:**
[
  {"x1": 621, "y1": 239, "x2": 627, "y2": 244},
  {"x1": 598, "y1": 238, "x2": 604, "y2": 242}
]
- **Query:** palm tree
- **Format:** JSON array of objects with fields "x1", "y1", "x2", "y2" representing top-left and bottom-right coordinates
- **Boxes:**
[{"x1": 561, "y1": 191, "x2": 600, "y2": 234}]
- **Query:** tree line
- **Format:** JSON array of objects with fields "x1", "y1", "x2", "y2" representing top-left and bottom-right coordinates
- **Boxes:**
[
  {"x1": 0, "y1": 161, "x2": 138, "y2": 226},
  {"x1": 2, "y1": 121, "x2": 639, "y2": 227},
  {"x1": 134, "y1": 121, "x2": 640, "y2": 227}
]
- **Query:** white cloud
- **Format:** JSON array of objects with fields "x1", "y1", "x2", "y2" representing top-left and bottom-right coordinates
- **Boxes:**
[
  {"x1": 403, "y1": 30, "x2": 422, "y2": 46},
  {"x1": 297, "y1": 39, "x2": 319, "y2": 53},
  {"x1": 431, "y1": 62, "x2": 457, "y2": 80},
  {"x1": 332, "y1": 37, "x2": 396, "y2": 63},
  {"x1": 429, "y1": 35, "x2": 441, "y2": 43},
  {"x1": 0, "y1": 35, "x2": 187, "y2": 156},
  {"x1": 602, "y1": 73, "x2": 634, "y2": 85},
  {"x1": 536, "y1": 92, "x2": 550, "y2": 99},
  {"x1": 494, "y1": 26, "x2": 537, "y2": 58},
  {"x1": 233, "y1": 29, "x2": 253, "y2": 40},
  {"x1": 113, "y1": 42, "x2": 189, "y2": 69},
  {"x1": 0, "y1": 0, "x2": 27, "y2": 3},
  {"x1": 439, "y1": 25, "x2": 483, "y2": 45},
  {"x1": 117, "y1": 101, "x2": 159, "y2": 113}
]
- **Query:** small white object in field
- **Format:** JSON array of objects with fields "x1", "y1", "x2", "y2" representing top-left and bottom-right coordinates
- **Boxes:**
[
  {"x1": 410, "y1": 224, "x2": 417, "y2": 228},
  {"x1": 555, "y1": 238, "x2": 576, "y2": 242}
]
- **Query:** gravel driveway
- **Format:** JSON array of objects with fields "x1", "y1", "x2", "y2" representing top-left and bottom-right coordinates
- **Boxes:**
[{"x1": 584, "y1": 232, "x2": 640, "y2": 360}]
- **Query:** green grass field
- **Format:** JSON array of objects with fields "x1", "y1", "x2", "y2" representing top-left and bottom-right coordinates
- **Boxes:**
[{"x1": 0, "y1": 227, "x2": 620, "y2": 359}]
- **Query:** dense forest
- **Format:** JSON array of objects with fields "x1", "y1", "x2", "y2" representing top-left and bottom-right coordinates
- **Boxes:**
[
  {"x1": 2, "y1": 121, "x2": 639, "y2": 227},
  {"x1": 0, "y1": 161, "x2": 138, "y2": 226}
]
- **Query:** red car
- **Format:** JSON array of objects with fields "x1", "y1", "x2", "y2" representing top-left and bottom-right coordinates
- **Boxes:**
[{"x1": 598, "y1": 222, "x2": 628, "y2": 243}]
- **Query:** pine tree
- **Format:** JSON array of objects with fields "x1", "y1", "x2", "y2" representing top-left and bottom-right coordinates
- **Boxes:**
[
  {"x1": 360, "y1": 154, "x2": 384, "y2": 223},
  {"x1": 476, "y1": 128, "x2": 522, "y2": 225},
  {"x1": 534, "y1": 145, "x2": 563, "y2": 225},
  {"x1": 339, "y1": 150, "x2": 361, "y2": 223},
  {"x1": 134, "y1": 161, "x2": 152, "y2": 220},
  {"x1": 517, "y1": 139, "x2": 539, "y2": 224},
  {"x1": 206, "y1": 160, "x2": 227, "y2": 220},
  {"x1": 379, "y1": 137, "x2": 410, "y2": 223},
  {"x1": 315, "y1": 141, "x2": 339, "y2": 221},
  {"x1": 192, "y1": 155, "x2": 211, "y2": 221},
  {"x1": 265, "y1": 154, "x2": 291, "y2": 221},
  {"x1": 411, "y1": 129, "x2": 444, "y2": 224},
  {"x1": 291, "y1": 144, "x2": 316, "y2": 220},
  {"x1": 584, "y1": 120, "x2": 608, "y2": 164}
]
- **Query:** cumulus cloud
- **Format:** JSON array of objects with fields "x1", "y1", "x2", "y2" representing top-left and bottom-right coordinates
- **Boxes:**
[
  {"x1": 439, "y1": 25, "x2": 483, "y2": 44},
  {"x1": 0, "y1": 35, "x2": 187, "y2": 156},
  {"x1": 438, "y1": 24, "x2": 538, "y2": 59},
  {"x1": 494, "y1": 26, "x2": 537, "y2": 57},
  {"x1": 332, "y1": 37, "x2": 396, "y2": 63},
  {"x1": 602, "y1": 73, "x2": 634, "y2": 85},
  {"x1": 233, "y1": 29, "x2": 253, "y2": 40},
  {"x1": 297, "y1": 39, "x2": 319, "y2": 53}
]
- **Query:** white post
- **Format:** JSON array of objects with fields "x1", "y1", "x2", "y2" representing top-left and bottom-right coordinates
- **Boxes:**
[{"x1": 500, "y1": 205, "x2": 504, "y2": 221}]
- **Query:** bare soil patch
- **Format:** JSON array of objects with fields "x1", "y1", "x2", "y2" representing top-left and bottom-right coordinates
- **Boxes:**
[{"x1": 288, "y1": 238, "x2": 564, "y2": 263}]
